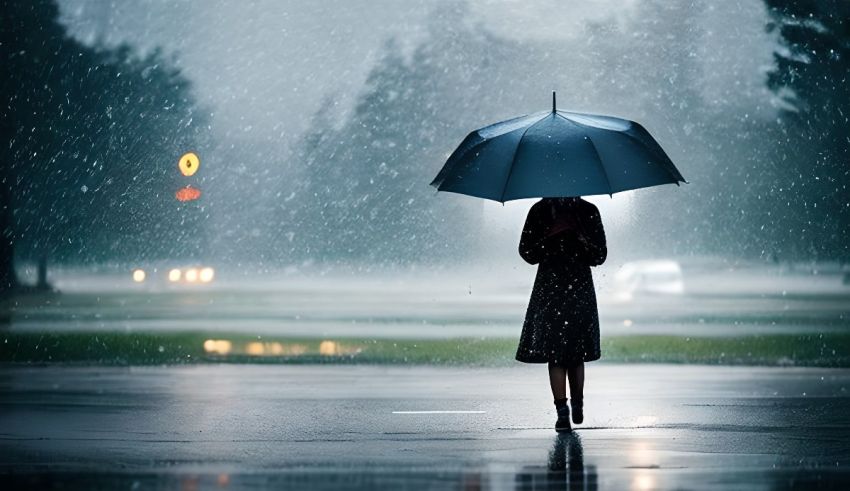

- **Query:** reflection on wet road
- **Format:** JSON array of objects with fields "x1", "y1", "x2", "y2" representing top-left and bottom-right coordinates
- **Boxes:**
[{"x1": 1, "y1": 364, "x2": 849, "y2": 489}]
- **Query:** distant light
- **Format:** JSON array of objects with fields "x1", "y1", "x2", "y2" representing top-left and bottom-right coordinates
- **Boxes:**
[
  {"x1": 185, "y1": 268, "x2": 199, "y2": 283},
  {"x1": 168, "y1": 268, "x2": 182, "y2": 282},
  {"x1": 203, "y1": 339, "x2": 232, "y2": 355},
  {"x1": 132, "y1": 269, "x2": 146, "y2": 282},
  {"x1": 245, "y1": 342, "x2": 265, "y2": 356},
  {"x1": 243, "y1": 342, "x2": 296, "y2": 357},
  {"x1": 230, "y1": 342, "x2": 315, "y2": 357},
  {"x1": 632, "y1": 474, "x2": 656, "y2": 491},
  {"x1": 623, "y1": 319, "x2": 634, "y2": 327},
  {"x1": 319, "y1": 340, "x2": 339, "y2": 355},
  {"x1": 287, "y1": 344, "x2": 308, "y2": 356},
  {"x1": 199, "y1": 267, "x2": 215, "y2": 283},
  {"x1": 176, "y1": 185, "x2": 202, "y2": 202},
  {"x1": 178, "y1": 152, "x2": 200, "y2": 176}
]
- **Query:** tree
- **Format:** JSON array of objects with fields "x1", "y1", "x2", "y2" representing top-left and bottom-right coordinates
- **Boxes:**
[
  {"x1": 593, "y1": 1, "x2": 736, "y2": 258},
  {"x1": 283, "y1": 38, "x2": 482, "y2": 265},
  {"x1": 1, "y1": 0, "x2": 209, "y2": 294},
  {"x1": 582, "y1": 1, "x2": 790, "y2": 261},
  {"x1": 761, "y1": 0, "x2": 850, "y2": 260},
  {"x1": 281, "y1": 4, "x2": 555, "y2": 266}
]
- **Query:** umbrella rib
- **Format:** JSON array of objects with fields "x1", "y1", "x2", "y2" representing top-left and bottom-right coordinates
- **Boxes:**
[
  {"x1": 618, "y1": 128, "x2": 686, "y2": 183},
  {"x1": 555, "y1": 112, "x2": 614, "y2": 195},
  {"x1": 498, "y1": 113, "x2": 549, "y2": 202},
  {"x1": 439, "y1": 112, "x2": 550, "y2": 187},
  {"x1": 584, "y1": 132, "x2": 614, "y2": 195},
  {"x1": 430, "y1": 134, "x2": 487, "y2": 188}
]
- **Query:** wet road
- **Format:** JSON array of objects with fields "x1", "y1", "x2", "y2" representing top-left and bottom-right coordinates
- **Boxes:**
[{"x1": 2, "y1": 364, "x2": 849, "y2": 489}]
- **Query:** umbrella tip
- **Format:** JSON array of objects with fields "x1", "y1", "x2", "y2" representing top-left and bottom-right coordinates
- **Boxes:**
[{"x1": 552, "y1": 91, "x2": 556, "y2": 112}]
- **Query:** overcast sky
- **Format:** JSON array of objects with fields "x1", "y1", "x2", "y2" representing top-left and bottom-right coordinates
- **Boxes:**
[{"x1": 58, "y1": 0, "x2": 775, "y2": 148}]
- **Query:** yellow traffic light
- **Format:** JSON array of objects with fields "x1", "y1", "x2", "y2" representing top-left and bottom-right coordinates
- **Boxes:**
[{"x1": 178, "y1": 152, "x2": 200, "y2": 176}]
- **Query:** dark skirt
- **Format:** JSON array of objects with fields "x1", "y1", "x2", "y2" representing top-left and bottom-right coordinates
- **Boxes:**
[{"x1": 515, "y1": 259, "x2": 601, "y2": 365}]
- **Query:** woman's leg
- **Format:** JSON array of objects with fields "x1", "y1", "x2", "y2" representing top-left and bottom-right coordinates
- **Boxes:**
[
  {"x1": 566, "y1": 362, "x2": 584, "y2": 400},
  {"x1": 549, "y1": 362, "x2": 570, "y2": 431},
  {"x1": 566, "y1": 362, "x2": 585, "y2": 424},
  {"x1": 548, "y1": 362, "x2": 567, "y2": 400}
]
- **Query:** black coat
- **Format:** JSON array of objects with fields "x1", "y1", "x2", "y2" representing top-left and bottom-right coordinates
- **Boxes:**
[{"x1": 515, "y1": 198, "x2": 607, "y2": 365}]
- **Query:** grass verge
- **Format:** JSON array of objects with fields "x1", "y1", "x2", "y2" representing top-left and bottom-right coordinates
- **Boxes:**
[{"x1": 1, "y1": 331, "x2": 848, "y2": 367}]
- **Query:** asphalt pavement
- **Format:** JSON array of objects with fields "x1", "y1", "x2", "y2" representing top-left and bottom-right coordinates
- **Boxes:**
[{"x1": 2, "y1": 363, "x2": 849, "y2": 490}]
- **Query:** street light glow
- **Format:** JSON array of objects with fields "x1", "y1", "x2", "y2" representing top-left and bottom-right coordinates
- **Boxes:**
[
  {"x1": 185, "y1": 268, "x2": 199, "y2": 283},
  {"x1": 245, "y1": 342, "x2": 265, "y2": 356},
  {"x1": 319, "y1": 340, "x2": 340, "y2": 355},
  {"x1": 203, "y1": 339, "x2": 232, "y2": 355},
  {"x1": 175, "y1": 185, "x2": 202, "y2": 202},
  {"x1": 199, "y1": 267, "x2": 215, "y2": 283}
]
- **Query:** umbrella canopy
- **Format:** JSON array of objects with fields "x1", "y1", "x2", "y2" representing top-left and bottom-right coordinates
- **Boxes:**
[{"x1": 430, "y1": 93, "x2": 686, "y2": 202}]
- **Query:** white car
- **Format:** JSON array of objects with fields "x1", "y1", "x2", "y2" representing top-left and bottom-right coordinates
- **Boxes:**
[{"x1": 613, "y1": 259, "x2": 684, "y2": 300}]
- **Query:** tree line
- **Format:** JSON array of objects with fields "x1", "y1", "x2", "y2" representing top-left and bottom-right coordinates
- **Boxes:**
[{"x1": 1, "y1": 0, "x2": 209, "y2": 293}]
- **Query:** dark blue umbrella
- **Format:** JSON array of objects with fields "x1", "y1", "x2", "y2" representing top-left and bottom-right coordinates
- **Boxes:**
[{"x1": 430, "y1": 92, "x2": 686, "y2": 202}]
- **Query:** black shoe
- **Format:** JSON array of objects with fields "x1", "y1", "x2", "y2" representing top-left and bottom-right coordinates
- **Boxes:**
[
  {"x1": 555, "y1": 406, "x2": 571, "y2": 432},
  {"x1": 571, "y1": 398, "x2": 583, "y2": 425}
]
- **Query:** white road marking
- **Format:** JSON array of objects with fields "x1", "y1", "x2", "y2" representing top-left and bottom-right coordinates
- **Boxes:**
[{"x1": 391, "y1": 411, "x2": 485, "y2": 414}]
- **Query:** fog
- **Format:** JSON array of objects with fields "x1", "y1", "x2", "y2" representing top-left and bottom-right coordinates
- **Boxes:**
[
  {"x1": 3, "y1": 0, "x2": 847, "y2": 288},
  {"x1": 40, "y1": 0, "x2": 799, "y2": 274}
]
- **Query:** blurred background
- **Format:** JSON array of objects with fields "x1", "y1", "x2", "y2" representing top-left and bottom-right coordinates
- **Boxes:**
[{"x1": 1, "y1": 0, "x2": 848, "y2": 365}]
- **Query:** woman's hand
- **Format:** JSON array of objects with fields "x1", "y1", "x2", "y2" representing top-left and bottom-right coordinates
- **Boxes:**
[{"x1": 540, "y1": 229, "x2": 578, "y2": 258}]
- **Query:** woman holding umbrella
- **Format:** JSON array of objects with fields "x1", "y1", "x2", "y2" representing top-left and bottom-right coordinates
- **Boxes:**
[
  {"x1": 430, "y1": 92, "x2": 684, "y2": 432},
  {"x1": 515, "y1": 197, "x2": 607, "y2": 432}
]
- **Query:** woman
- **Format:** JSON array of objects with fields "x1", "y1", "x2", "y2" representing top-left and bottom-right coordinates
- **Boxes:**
[{"x1": 516, "y1": 196, "x2": 607, "y2": 432}]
